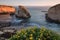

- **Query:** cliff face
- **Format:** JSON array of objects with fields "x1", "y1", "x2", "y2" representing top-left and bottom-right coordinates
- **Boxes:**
[
  {"x1": 0, "y1": 5, "x2": 16, "y2": 27},
  {"x1": 0, "y1": 5, "x2": 16, "y2": 21},
  {"x1": 0, "y1": 5, "x2": 15, "y2": 14},
  {"x1": 46, "y1": 4, "x2": 60, "y2": 23},
  {"x1": 16, "y1": 6, "x2": 31, "y2": 19}
]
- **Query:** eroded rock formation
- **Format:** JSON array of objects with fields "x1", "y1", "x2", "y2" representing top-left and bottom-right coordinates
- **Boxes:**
[
  {"x1": 16, "y1": 6, "x2": 31, "y2": 19},
  {"x1": 46, "y1": 4, "x2": 60, "y2": 23}
]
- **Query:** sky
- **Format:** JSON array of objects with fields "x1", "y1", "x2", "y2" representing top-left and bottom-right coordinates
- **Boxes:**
[{"x1": 0, "y1": 0, "x2": 60, "y2": 6}]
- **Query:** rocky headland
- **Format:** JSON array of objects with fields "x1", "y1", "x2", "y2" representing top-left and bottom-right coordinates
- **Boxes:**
[
  {"x1": 0, "y1": 5, "x2": 31, "y2": 40},
  {"x1": 0, "y1": 5, "x2": 16, "y2": 27},
  {"x1": 46, "y1": 4, "x2": 60, "y2": 23}
]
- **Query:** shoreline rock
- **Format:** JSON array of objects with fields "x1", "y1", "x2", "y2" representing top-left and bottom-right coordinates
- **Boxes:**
[
  {"x1": 46, "y1": 4, "x2": 60, "y2": 23},
  {"x1": 45, "y1": 14, "x2": 60, "y2": 24}
]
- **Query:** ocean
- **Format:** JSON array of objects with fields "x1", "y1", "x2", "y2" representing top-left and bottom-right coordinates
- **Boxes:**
[{"x1": 11, "y1": 6, "x2": 60, "y2": 33}]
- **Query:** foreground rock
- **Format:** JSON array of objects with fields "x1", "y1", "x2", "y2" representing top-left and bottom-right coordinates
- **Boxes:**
[
  {"x1": 0, "y1": 5, "x2": 16, "y2": 27},
  {"x1": 0, "y1": 27, "x2": 16, "y2": 39},
  {"x1": 16, "y1": 6, "x2": 31, "y2": 19},
  {"x1": 46, "y1": 4, "x2": 60, "y2": 23}
]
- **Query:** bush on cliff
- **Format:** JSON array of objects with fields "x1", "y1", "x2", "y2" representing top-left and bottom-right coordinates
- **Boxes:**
[{"x1": 9, "y1": 27, "x2": 60, "y2": 40}]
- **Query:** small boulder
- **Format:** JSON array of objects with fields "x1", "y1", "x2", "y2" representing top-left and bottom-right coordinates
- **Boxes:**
[
  {"x1": 16, "y1": 6, "x2": 31, "y2": 19},
  {"x1": 46, "y1": 4, "x2": 60, "y2": 23}
]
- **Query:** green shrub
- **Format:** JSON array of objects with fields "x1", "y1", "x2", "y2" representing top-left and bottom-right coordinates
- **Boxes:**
[{"x1": 9, "y1": 27, "x2": 60, "y2": 40}]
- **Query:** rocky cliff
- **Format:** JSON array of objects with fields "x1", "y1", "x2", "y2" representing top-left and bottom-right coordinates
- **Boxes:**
[
  {"x1": 46, "y1": 4, "x2": 60, "y2": 23},
  {"x1": 0, "y1": 5, "x2": 16, "y2": 27}
]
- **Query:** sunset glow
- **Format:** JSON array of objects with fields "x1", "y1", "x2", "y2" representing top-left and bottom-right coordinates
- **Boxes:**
[{"x1": 0, "y1": 0, "x2": 60, "y2": 6}]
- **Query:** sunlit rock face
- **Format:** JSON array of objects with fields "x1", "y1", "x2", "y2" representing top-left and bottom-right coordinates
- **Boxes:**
[
  {"x1": 46, "y1": 4, "x2": 60, "y2": 23},
  {"x1": 16, "y1": 6, "x2": 31, "y2": 19},
  {"x1": 0, "y1": 5, "x2": 15, "y2": 15}
]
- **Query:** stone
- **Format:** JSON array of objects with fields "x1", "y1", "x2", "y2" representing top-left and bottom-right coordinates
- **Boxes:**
[
  {"x1": 0, "y1": 31, "x2": 4, "y2": 34},
  {"x1": 16, "y1": 6, "x2": 31, "y2": 19},
  {"x1": 0, "y1": 37, "x2": 6, "y2": 40},
  {"x1": 46, "y1": 4, "x2": 60, "y2": 23},
  {"x1": 0, "y1": 31, "x2": 4, "y2": 36},
  {"x1": 3, "y1": 27, "x2": 16, "y2": 33}
]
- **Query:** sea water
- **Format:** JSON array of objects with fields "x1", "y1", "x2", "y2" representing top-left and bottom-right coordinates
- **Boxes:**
[
  {"x1": 11, "y1": 6, "x2": 60, "y2": 33},
  {"x1": 27, "y1": 6, "x2": 60, "y2": 33}
]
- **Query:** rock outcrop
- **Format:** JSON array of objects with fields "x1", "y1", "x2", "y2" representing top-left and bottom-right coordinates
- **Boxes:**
[
  {"x1": 16, "y1": 6, "x2": 31, "y2": 19},
  {"x1": 0, "y1": 5, "x2": 16, "y2": 27},
  {"x1": 46, "y1": 4, "x2": 60, "y2": 23},
  {"x1": 0, "y1": 27, "x2": 16, "y2": 39}
]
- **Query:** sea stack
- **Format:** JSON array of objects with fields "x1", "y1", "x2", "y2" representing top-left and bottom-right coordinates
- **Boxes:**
[
  {"x1": 0, "y1": 5, "x2": 16, "y2": 27},
  {"x1": 46, "y1": 4, "x2": 60, "y2": 23},
  {"x1": 16, "y1": 6, "x2": 31, "y2": 19}
]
